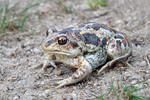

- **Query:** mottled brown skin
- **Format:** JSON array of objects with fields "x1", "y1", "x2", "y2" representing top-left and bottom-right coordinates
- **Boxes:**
[{"x1": 40, "y1": 22, "x2": 131, "y2": 88}]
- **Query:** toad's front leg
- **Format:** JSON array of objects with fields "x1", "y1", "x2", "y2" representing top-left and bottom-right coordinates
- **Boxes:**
[
  {"x1": 56, "y1": 57, "x2": 92, "y2": 88},
  {"x1": 42, "y1": 55, "x2": 58, "y2": 72}
]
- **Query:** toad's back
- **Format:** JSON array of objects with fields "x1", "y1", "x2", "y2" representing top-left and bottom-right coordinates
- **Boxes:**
[{"x1": 75, "y1": 22, "x2": 130, "y2": 59}]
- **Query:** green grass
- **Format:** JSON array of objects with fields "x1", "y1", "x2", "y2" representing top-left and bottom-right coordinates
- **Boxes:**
[
  {"x1": 0, "y1": 2, "x2": 38, "y2": 33},
  {"x1": 88, "y1": 0, "x2": 107, "y2": 9},
  {"x1": 57, "y1": 0, "x2": 73, "y2": 14},
  {"x1": 92, "y1": 80, "x2": 149, "y2": 100},
  {"x1": 0, "y1": 4, "x2": 9, "y2": 33},
  {"x1": 20, "y1": 13, "x2": 32, "y2": 31}
]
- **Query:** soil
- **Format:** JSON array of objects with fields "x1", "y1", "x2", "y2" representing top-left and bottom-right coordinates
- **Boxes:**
[{"x1": 0, "y1": 0, "x2": 150, "y2": 100}]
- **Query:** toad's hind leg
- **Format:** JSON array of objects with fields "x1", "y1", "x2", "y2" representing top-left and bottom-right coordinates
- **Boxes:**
[
  {"x1": 98, "y1": 33, "x2": 132, "y2": 74},
  {"x1": 56, "y1": 57, "x2": 92, "y2": 88}
]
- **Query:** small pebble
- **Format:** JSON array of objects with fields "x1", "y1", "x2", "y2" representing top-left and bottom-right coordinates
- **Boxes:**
[
  {"x1": 7, "y1": 75, "x2": 17, "y2": 82},
  {"x1": 139, "y1": 61, "x2": 147, "y2": 67},
  {"x1": 33, "y1": 48, "x2": 41, "y2": 54},
  {"x1": 13, "y1": 95, "x2": 20, "y2": 100}
]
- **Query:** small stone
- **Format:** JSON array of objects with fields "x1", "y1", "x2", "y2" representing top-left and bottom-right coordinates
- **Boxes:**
[
  {"x1": 139, "y1": 61, "x2": 147, "y2": 67},
  {"x1": 7, "y1": 75, "x2": 17, "y2": 82},
  {"x1": 43, "y1": 89, "x2": 51, "y2": 97},
  {"x1": 13, "y1": 95, "x2": 20, "y2": 100},
  {"x1": 25, "y1": 49, "x2": 32, "y2": 56},
  {"x1": 40, "y1": 81, "x2": 45, "y2": 85},
  {"x1": 33, "y1": 48, "x2": 41, "y2": 54}
]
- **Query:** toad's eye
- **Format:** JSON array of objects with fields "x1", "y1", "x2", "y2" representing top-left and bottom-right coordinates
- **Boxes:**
[{"x1": 58, "y1": 36, "x2": 67, "y2": 45}]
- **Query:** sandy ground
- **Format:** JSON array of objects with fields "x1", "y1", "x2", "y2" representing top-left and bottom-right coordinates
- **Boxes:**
[{"x1": 0, "y1": 0, "x2": 150, "y2": 100}]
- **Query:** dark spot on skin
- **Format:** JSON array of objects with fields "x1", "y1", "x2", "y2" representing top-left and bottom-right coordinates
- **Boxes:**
[
  {"x1": 82, "y1": 33, "x2": 100, "y2": 46},
  {"x1": 59, "y1": 27, "x2": 73, "y2": 34},
  {"x1": 91, "y1": 23, "x2": 115, "y2": 32},
  {"x1": 101, "y1": 37, "x2": 107, "y2": 47},
  {"x1": 111, "y1": 44, "x2": 115, "y2": 48},
  {"x1": 74, "y1": 30, "x2": 85, "y2": 41},
  {"x1": 51, "y1": 54, "x2": 56, "y2": 60},
  {"x1": 114, "y1": 34, "x2": 124, "y2": 39},
  {"x1": 116, "y1": 40, "x2": 122, "y2": 47},
  {"x1": 70, "y1": 41, "x2": 79, "y2": 48},
  {"x1": 91, "y1": 23, "x2": 101, "y2": 31}
]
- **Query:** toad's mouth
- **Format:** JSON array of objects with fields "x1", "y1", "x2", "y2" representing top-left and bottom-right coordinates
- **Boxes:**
[
  {"x1": 47, "y1": 50, "x2": 73, "y2": 56},
  {"x1": 41, "y1": 44, "x2": 74, "y2": 56}
]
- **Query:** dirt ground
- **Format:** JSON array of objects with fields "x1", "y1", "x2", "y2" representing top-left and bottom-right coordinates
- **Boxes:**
[{"x1": 0, "y1": 0, "x2": 150, "y2": 100}]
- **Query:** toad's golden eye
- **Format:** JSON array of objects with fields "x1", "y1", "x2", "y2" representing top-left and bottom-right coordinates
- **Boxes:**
[{"x1": 58, "y1": 36, "x2": 67, "y2": 45}]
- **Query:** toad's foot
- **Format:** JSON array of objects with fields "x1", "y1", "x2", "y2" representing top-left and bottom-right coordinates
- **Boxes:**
[
  {"x1": 33, "y1": 62, "x2": 57, "y2": 72},
  {"x1": 55, "y1": 57, "x2": 92, "y2": 88},
  {"x1": 42, "y1": 61, "x2": 57, "y2": 72},
  {"x1": 98, "y1": 49, "x2": 132, "y2": 74}
]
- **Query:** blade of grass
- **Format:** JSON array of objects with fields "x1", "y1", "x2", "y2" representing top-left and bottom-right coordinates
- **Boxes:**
[
  {"x1": 130, "y1": 94, "x2": 144, "y2": 100},
  {"x1": 20, "y1": 3, "x2": 38, "y2": 15},
  {"x1": 20, "y1": 13, "x2": 31, "y2": 31},
  {"x1": 92, "y1": 79, "x2": 149, "y2": 100},
  {"x1": 95, "y1": 0, "x2": 107, "y2": 6},
  {"x1": 107, "y1": 80, "x2": 114, "y2": 94},
  {"x1": 129, "y1": 86, "x2": 147, "y2": 93},
  {"x1": 99, "y1": 88, "x2": 104, "y2": 100},
  {"x1": 1, "y1": 4, "x2": 9, "y2": 33}
]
